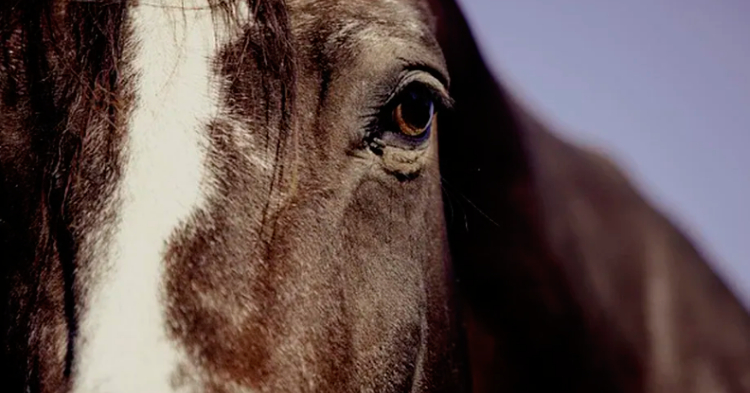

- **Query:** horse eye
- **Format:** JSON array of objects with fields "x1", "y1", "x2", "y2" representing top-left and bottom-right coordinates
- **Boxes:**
[{"x1": 393, "y1": 90, "x2": 435, "y2": 137}]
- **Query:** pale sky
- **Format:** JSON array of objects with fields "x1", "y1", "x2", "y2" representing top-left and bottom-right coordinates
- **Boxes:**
[{"x1": 459, "y1": 0, "x2": 750, "y2": 305}]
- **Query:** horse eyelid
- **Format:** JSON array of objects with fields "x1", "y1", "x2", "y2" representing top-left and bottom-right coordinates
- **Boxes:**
[{"x1": 387, "y1": 78, "x2": 453, "y2": 113}]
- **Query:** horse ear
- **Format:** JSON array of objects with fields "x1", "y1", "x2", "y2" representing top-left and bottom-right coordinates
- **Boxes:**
[{"x1": 430, "y1": 1, "x2": 750, "y2": 392}]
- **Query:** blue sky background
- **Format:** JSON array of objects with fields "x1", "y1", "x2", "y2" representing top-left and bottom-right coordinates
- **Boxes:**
[{"x1": 458, "y1": 0, "x2": 750, "y2": 305}]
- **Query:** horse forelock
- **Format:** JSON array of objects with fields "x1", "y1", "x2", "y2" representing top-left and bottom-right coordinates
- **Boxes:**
[{"x1": 1, "y1": 1, "x2": 131, "y2": 390}]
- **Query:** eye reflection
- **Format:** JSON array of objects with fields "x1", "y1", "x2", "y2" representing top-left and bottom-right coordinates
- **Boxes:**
[{"x1": 393, "y1": 90, "x2": 435, "y2": 138}]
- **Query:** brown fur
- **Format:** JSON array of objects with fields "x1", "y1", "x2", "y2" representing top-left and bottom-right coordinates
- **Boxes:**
[{"x1": 164, "y1": 2, "x2": 461, "y2": 390}]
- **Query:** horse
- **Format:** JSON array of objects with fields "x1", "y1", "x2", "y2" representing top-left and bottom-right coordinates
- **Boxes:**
[{"x1": 1, "y1": 0, "x2": 749, "y2": 392}]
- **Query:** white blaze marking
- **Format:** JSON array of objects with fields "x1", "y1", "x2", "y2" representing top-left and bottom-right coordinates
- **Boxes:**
[{"x1": 73, "y1": 3, "x2": 238, "y2": 392}]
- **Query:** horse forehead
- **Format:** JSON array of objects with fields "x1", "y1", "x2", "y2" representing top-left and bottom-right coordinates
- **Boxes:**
[
  {"x1": 289, "y1": 0, "x2": 431, "y2": 34},
  {"x1": 289, "y1": 0, "x2": 424, "y2": 12}
]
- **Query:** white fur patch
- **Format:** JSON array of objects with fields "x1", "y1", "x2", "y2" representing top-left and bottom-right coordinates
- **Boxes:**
[{"x1": 72, "y1": 3, "x2": 241, "y2": 392}]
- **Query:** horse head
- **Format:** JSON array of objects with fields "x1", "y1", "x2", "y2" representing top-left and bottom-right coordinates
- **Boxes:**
[{"x1": 1, "y1": 1, "x2": 748, "y2": 392}]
